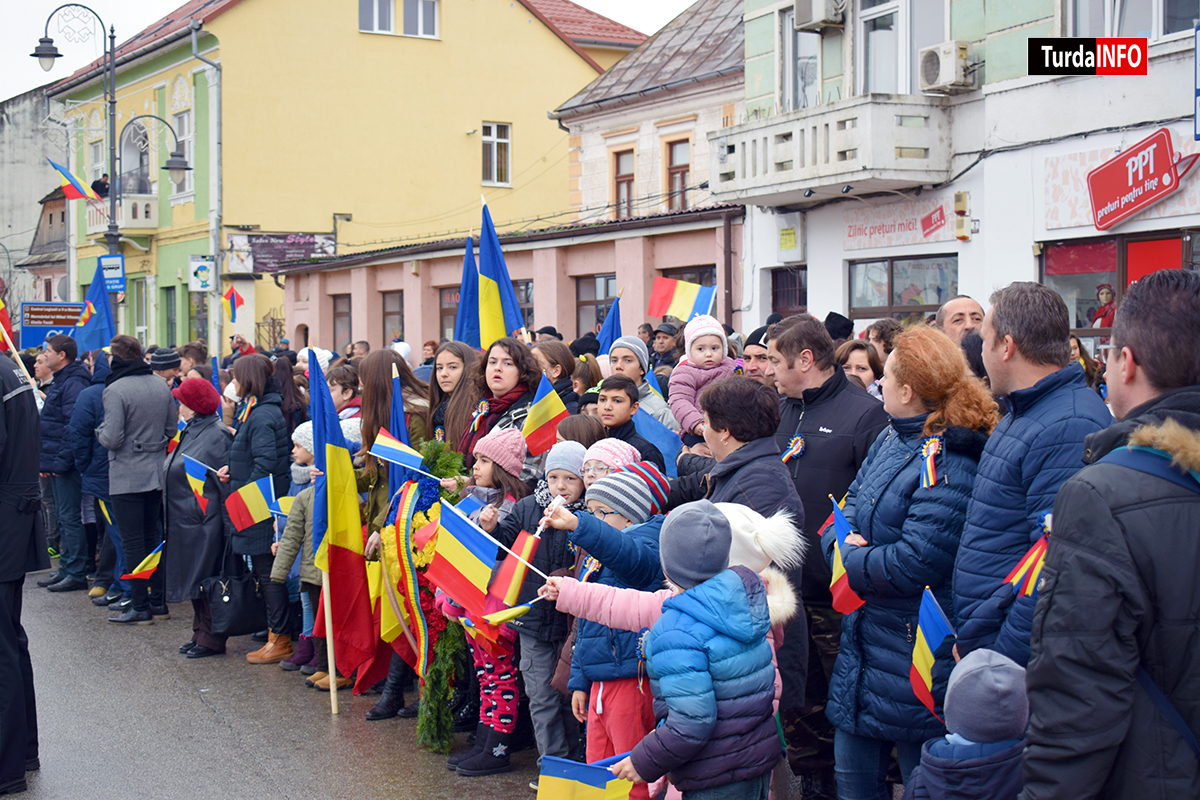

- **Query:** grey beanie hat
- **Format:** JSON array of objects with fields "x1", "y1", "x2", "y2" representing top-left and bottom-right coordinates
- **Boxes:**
[
  {"x1": 545, "y1": 440, "x2": 586, "y2": 479},
  {"x1": 150, "y1": 347, "x2": 182, "y2": 371},
  {"x1": 586, "y1": 470, "x2": 652, "y2": 526},
  {"x1": 609, "y1": 335, "x2": 649, "y2": 375},
  {"x1": 945, "y1": 648, "x2": 1029, "y2": 743},
  {"x1": 659, "y1": 499, "x2": 732, "y2": 590}
]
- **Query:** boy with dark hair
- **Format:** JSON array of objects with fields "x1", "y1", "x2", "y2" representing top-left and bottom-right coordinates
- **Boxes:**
[{"x1": 598, "y1": 376, "x2": 664, "y2": 472}]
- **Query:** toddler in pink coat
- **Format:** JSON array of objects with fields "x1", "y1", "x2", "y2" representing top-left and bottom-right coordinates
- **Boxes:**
[{"x1": 667, "y1": 315, "x2": 739, "y2": 444}]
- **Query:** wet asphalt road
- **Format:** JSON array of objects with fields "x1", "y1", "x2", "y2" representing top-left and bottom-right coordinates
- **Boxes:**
[{"x1": 20, "y1": 574, "x2": 539, "y2": 800}]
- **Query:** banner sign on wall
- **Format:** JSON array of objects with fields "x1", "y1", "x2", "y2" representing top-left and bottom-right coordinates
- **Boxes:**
[
  {"x1": 1087, "y1": 128, "x2": 1200, "y2": 231},
  {"x1": 843, "y1": 197, "x2": 956, "y2": 251},
  {"x1": 189, "y1": 255, "x2": 215, "y2": 292},
  {"x1": 226, "y1": 233, "x2": 336, "y2": 273}
]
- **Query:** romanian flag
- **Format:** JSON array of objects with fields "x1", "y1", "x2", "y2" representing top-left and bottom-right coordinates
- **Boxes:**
[
  {"x1": 456, "y1": 493, "x2": 486, "y2": 520},
  {"x1": 383, "y1": 481, "x2": 430, "y2": 677},
  {"x1": 537, "y1": 754, "x2": 631, "y2": 800},
  {"x1": 386, "y1": 363, "x2": 414, "y2": 497},
  {"x1": 370, "y1": 427, "x2": 427, "y2": 474},
  {"x1": 644, "y1": 366, "x2": 664, "y2": 399},
  {"x1": 633, "y1": 408, "x2": 680, "y2": 479},
  {"x1": 910, "y1": 587, "x2": 956, "y2": 721},
  {"x1": 121, "y1": 542, "x2": 164, "y2": 581},
  {"x1": 1005, "y1": 527, "x2": 1051, "y2": 599},
  {"x1": 488, "y1": 529, "x2": 539, "y2": 609},
  {"x1": 182, "y1": 455, "x2": 211, "y2": 513},
  {"x1": 647, "y1": 276, "x2": 717, "y2": 321},
  {"x1": 595, "y1": 296, "x2": 621, "y2": 353},
  {"x1": 828, "y1": 495, "x2": 865, "y2": 615},
  {"x1": 47, "y1": 158, "x2": 101, "y2": 202},
  {"x1": 226, "y1": 475, "x2": 275, "y2": 532},
  {"x1": 454, "y1": 236, "x2": 482, "y2": 350},
  {"x1": 478, "y1": 204, "x2": 527, "y2": 347},
  {"x1": 424, "y1": 499, "x2": 501, "y2": 617},
  {"x1": 73, "y1": 264, "x2": 116, "y2": 352},
  {"x1": 522, "y1": 373, "x2": 569, "y2": 456},
  {"x1": 167, "y1": 418, "x2": 186, "y2": 454},
  {"x1": 222, "y1": 285, "x2": 244, "y2": 323},
  {"x1": 0, "y1": 297, "x2": 16, "y2": 351},
  {"x1": 77, "y1": 301, "x2": 96, "y2": 326}
]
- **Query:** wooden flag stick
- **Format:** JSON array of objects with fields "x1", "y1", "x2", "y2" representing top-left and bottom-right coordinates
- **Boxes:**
[
  {"x1": 321, "y1": 570, "x2": 338, "y2": 715},
  {"x1": 0, "y1": 326, "x2": 34, "y2": 388},
  {"x1": 617, "y1": 285, "x2": 625, "y2": 299},
  {"x1": 378, "y1": 555, "x2": 421, "y2": 657}
]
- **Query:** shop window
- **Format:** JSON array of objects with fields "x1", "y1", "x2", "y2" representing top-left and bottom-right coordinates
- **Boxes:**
[
  {"x1": 439, "y1": 287, "x2": 460, "y2": 341},
  {"x1": 849, "y1": 255, "x2": 958, "y2": 323},
  {"x1": 132, "y1": 279, "x2": 148, "y2": 344},
  {"x1": 667, "y1": 141, "x2": 690, "y2": 212},
  {"x1": 614, "y1": 150, "x2": 634, "y2": 219},
  {"x1": 382, "y1": 290, "x2": 403, "y2": 344},
  {"x1": 771, "y1": 267, "x2": 808, "y2": 318},
  {"x1": 332, "y1": 294, "x2": 352, "y2": 355},
  {"x1": 576, "y1": 274, "x2": 617, "y2": 338}
]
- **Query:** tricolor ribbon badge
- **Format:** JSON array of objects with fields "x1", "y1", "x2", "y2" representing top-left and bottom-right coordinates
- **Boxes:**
[
  {"x1": 920, "y1": 435, "x2": 944, "y2": 489},
  {"x1": 781, "y1": 434, "x2": 805, "y2": 463},
  {"x1": 467, "y1": 399, "x2": 489, "y2": 435}
]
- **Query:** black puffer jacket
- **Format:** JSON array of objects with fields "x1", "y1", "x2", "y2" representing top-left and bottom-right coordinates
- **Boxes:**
[
  {"x1": 227, "y1": 390, "x2": 289, "y2": 555},
  {"x1": 1021, "y1": 387, "x2": 1200, "y2": 800},
  {"x1": 40, "y1": 360, "x2": 91, "y2": 473}
]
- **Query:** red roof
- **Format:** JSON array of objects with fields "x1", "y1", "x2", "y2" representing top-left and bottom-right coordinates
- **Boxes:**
[{"x1": 526, "y1": 0, "x2": 647, "y2": 46}]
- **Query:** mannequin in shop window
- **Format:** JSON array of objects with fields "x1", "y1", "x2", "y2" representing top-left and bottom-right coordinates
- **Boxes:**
[{"x1": 1091, "y1": 284, "x2": 1116, "y2": 328}]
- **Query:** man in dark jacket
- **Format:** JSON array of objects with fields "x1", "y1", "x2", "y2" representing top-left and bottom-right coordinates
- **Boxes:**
[
  {"x1": 0, "y1": 349, "x2": 50, "y2": 794},
  {"x1": 765, "y1": 314, "x2": 888, "y2": 797},
  {"x1": 649, "y1": 323, "x2": 678, "y2": 371},
  {"x1": 37, "y1": 335, "x2": 92, "y2": 592},
  {"x1": 953, "y1": 283, "x2": 1111, "y2": 667},
  {"x1": 1021, "y1": 270, "x2": 1200, "y2": 800}
]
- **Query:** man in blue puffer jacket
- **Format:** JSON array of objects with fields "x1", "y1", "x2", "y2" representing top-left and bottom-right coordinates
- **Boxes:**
[
  {"x1": 952, "y1": 283, "x2": 1111, "y2": 666},
  {"x1": 613, "y1": 500, "x2": 779, "y2": 800}
]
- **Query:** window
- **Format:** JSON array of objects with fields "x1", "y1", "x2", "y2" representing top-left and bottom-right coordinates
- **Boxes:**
[
  {"x1": 403, "y1": 0, "x2": 438, "y2": 37},
  {"x1": 614, "y1": 150, "x2": 635, "y2": 219},
  {"x1": 133, "y1": 278, "x2": 148, "y2": 344},
  {"x1": 189, "y1": 290, "x2": 207, "y2": 343},
  {"x1": 383, "y1": 290, "x2": 404, "y2": 344},
  {"x1": 172, "y1": 111, "x2": 194, "y2": 195},
  {"x1": 482, "y1": 123, "x2": 511, "y2": 185},
  {"x1": 1071, "y1": 0, "x2": 1196, "y2": 39},
  {"x1": 90, "y1": 141, "x2": 104, "y2": 184},
  {"x1": 780, "y1": 8, "x2": 821, "y2": 111},
  {"x1": 332, "y1": 294, "x2": 352, "y2": 355},
  {"x1": 360, "y1": 0, "x2": 393, "y2": 32},
  {"x1": 576, "y1": 274, "x2": 617, "y2": 338},
  {"x1": 771, "y1": 267, "x2": 808, "y2": 318},
  {"x1": 513, "y1": 279, "x2": 534, "y2": 332},
  {"x1": 849, "y1": 255, "x2": 958, "y2": 322},
  {"x1": 439, "y1": 287, "x2": 460, "y2": 341},
  {"x1": 858, "y1": 0, "x2": 943, "y2": 94},
  {"x1": 162, "y1": 286, "x2": 177, "y2": 347},
  {"x1": 667, "y1": 141, "x2": 690, "y2": 212}
]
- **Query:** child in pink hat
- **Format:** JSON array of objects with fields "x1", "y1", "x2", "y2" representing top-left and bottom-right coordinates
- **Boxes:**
[{"x1": 668, "y1": 314, "x2": 738, "y2": 446}]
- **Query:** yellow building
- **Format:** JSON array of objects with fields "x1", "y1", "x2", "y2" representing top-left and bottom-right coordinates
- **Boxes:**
[{"x1": 48, "y1": 0, "x2": 642, "y2": 354}]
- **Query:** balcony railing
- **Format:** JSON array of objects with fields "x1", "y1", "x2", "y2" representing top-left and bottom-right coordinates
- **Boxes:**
[
  {"x1": 708, "y1": 94, "x2": 953, "y2": 207},
  {"x1": 85, "y1": 193, "x2": 158, "y2": 237}
]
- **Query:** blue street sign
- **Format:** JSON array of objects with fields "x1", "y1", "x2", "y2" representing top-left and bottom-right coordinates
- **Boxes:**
[
  {"x1": 20, "y1": 302, "x2": 84, "y2": 350},
  {"x1": 100, "y1": 254, "x2": 125, "y2": 293}
]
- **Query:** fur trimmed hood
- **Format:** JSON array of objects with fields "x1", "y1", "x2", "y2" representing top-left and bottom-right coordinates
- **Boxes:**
[
  {"x1": 759, "y1": 565, "x2": 799, "y2": 628},
  {"x1": 1128, "y1": 417, "x2": 1200, "y2": 473}
]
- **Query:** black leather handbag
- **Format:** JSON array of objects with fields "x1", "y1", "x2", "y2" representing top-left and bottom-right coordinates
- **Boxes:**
[{"x1": 199, "y1": 544, "x2": 267, "y2": 637}]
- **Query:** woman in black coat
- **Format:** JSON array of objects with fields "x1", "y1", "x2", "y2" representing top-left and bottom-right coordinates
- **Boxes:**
[
  {"x1": 216, "y1": 354, "x2": 292, "y2": 664},
  {"x1": 163, "y1": 378, "x2": 233, "y2": 658}
]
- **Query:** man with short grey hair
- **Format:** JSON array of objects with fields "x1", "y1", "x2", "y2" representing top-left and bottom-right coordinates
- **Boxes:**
[
  {"x1": 935, "y1": 295, "x2": 985, "y2": 344},
  {"x1": 953, "y1": 282, "x2": 1111, "y2": 667}
]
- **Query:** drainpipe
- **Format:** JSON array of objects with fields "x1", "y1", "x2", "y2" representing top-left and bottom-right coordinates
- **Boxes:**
[
  {"x1": 722, "y1": 210, "x2": 734, "y2": 324},
  {"x1": 190, "y1": 19, "x2": 222, "y2": 348}
]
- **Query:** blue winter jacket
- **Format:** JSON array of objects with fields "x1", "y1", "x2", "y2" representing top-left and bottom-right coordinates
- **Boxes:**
[
  {"x1": 823, "y1": 416, "x2": 988, "y2": 743},
  {"x1": 901, "y1": 737, "x2": 1025, "y2": 800},
  {"x1": 630, "y1": 566, "x2": 780, "y2": 792},
  {"x1": 952, "y1": 365, "x2": 1110, "y2": 666},
  {"x1": 69, "y1": 353, "x2": 112, "y2": 498},
  {"x1": 567, "y1": 512, "x2": 663, "y2": 694},
  {"x1": 40, "y1": 359, "x2": 92, "y2": 474}
]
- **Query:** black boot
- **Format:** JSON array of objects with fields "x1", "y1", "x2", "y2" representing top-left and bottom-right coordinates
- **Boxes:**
[
  {"x1": 446, "y1": 723, "x2": 489, "y2": 771},
  {"x1": 365, "y1": 654, "x2": 408, "y2": 721},
  {"x1": 451, "y1": 670, "x2": 481, "y2": 732},
  {"x1": 455, "y1": 728, "x2": 512, "y2": 776}
]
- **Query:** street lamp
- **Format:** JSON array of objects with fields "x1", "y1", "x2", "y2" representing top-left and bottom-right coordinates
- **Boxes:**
[
  {"x1": 119, "y1": 116, "x2": 192, "y2": 191},
  {"x1": 32, "y1": 38, "x2": 61, "y2": 71}
]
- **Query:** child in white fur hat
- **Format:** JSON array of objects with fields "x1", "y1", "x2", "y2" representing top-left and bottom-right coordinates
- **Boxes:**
[{"x1": 667, "y1": 314, "x2": 739, "y2": 446}]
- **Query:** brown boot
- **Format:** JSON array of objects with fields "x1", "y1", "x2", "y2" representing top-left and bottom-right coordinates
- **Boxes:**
[
  {"x1": 305, "y1": 671, "x2": 328, "y2": 688},
  {"x1": 315, "y1": 672, "x2": 352, "y2": 691},
  {"x1": 246, "y1": 632, "x2": 294, "y2": 665}
]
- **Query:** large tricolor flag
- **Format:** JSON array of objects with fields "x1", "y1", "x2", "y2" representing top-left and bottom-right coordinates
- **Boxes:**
[
  {"x1": 522, "y1": 373, "x2": 568, "y2": 456},
  {"x1": 595, "y1": 296, "x2": 622, "y2": 353},
  {"x1": 828, "y1": 495, "x2": 866, "y2": 615},
  {"x1": 0, "y1": 297, "x2": 16, "y2": 352},
  {"x1": 910, "y1": 587, "x2": 956, "y2": 721},
  {"x1": 226, "y1": 475, "x2": 276, "y2": 532},
  {"x1": 47, "y1": 158, "x2": 101, "y2": 203},
  {"x1": 478, "y1": 204, "x2": 527, "y2": 347},
  {"x1": 121, "y1": 542, "x2": 164, "y2": 581},
  {"x1": 222, "y1": 285, "x2": 244, "y2": 323},
  {"x1": 647, "y1": 276, "x2": 717, "y2": 321},
  {"x1": 453, "y1": 236, "x2": 482, "y2": 349},
  {"x1": 536, "y1": 753, "x2": 631, "y2": 800},
  {"x1": 424, "y1": 499, "x2": 501, "y2": 617},
  {"x1": 72, "y1": 264, "x2": 116, "y2": 352},
  {"x1": 183, "y1": 454, "x2": 214, "y2": 513}
]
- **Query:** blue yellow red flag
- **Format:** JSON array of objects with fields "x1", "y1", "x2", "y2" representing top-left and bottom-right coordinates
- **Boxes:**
[
  {"x1": 595, "y1": 296, "x2": 622, "y2": 353},
  {"x1": 522, "y1": 373, "x2": 568, "y2": 456},
  {"x1": 643, "y1": 366, "x2": 664, "y2": 400},
  {"x1": 308, "y1": 355, "x2": 361, "y2": 569},
  {"x1": 454, "y1": 236, "x2": 482, "y2": 350},
  {"x1": 910, "y1": 587, "x2": 956, "y2": 721},
  {"x1": 226, "y1": 475, "x2": 275, "y2": 532},
  {"x1": 370, "y1": 427, "x2": 431, "y2": 477},
  {"x1": 47, "y1": 158, "x2": 101, "y2": 202},
  {"x1": 536, "y1": 753, "x2": 632, "y2": 800},
  {"x1": 828, "y1": 495, "x2": 866, "y2": 615},
  {"x1": 477, "y1": 204, "x2": 527, "y2": 347},
  {"x1": 222, "y1": 285, "x2": 244, "y2": 323},
  {"x1": 424, "y1": 499, "x2": 502, "y2": 617},
  {"x1": 121, "y1": 542, "x2": 164, "y2": 581},
  {"x1": 72, "y1": 264, "x2": 116, "y2": 352},
  {"x1": 167, "y1": 417, "x2": 186, "y2": 454},
  {"x1": 647, "y1": 276, "x2": 716, "y2": 321},
  {"x1": 181, "y1": 455, "x2": 212, "y2": 513}
]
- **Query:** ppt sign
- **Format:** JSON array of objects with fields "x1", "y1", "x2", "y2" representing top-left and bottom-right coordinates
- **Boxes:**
[
  {"x1": 1028, "y1": 38, "x2": 1147, "y2": 76},
  {"x1": 1087, "y1": 128, "x2": 1200, "y2": 230}
]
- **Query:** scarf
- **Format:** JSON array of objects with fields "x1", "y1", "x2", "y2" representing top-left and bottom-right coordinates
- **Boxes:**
[
  {"x1": 105, "y1": 356, "x2": 153, "y2": 387},
  {"x1": 458, "y1": 382, "x2": 530, "y2": 463}
]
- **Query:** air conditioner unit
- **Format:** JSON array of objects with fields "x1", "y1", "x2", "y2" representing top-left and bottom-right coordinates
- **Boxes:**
[
  {"x1": 794, "y1": 0, "x2": 842, "y2": 31},
  {"x1": 918, "y1": 41, "x2": 974, "y2": 94}
]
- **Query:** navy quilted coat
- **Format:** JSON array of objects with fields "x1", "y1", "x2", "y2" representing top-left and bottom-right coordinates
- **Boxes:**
[
  {"x1": 823, "y1": 416, "x2": 987, "y2": 743},
  {"x1": 952, "y1": 365, "x2": 1110, "y2": 666},
  {"x1": 567, "y1": 512, "x2": 663, "y2": 693},
  {"x1": 630, "y1": 566, "x2": 780, "y2": 792},
  {"x1": 40, "y1": 360, "x2": 92, "y2": 473}
]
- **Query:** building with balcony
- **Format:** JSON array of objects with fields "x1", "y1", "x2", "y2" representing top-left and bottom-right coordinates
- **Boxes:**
[{"x1": 713, "y1": 0, "x2": 1200, "y2": 351}]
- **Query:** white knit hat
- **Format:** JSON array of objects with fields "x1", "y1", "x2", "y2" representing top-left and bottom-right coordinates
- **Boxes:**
[
  {"x1": 684, "y1": 314, "x2": 727, "y2": 358},
  {"x1": 292, "y1": 421, "x2": 314, "y2": 453},
  {"x1": 299, "y1": 347, "x2": 332, "y2": 372},
  {"x1": 713, "y1": 503, "x2": 806, "y2": 573}
]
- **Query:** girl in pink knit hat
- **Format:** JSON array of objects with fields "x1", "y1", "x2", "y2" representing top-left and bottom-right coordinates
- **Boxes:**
[
  {"x1": 668, "y1": 314, "x2": 738, "y2": 446},
  {"x1": 580, "y1": 438, "x2": 641, "y2": 488}
]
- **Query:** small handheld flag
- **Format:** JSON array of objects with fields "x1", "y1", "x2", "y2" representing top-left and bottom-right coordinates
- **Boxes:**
[
  {"x1": 522, "y1": 374, "x2": 568, "y2": 456},
  {"x1": 537, "y1": 753, "x2": 632, "y2": 800},
  {"x1": 222, "y1": 286, "x2": 244, "y2": 323},
  {"x1": 370, "y1": 427, "x2": 437, "y2": 479},
  {"x1": 167, "y1": 418, "x2": 186, "y2": 454},
  {"x1": 828, "y1": 495, "x2": 865, "y2": 615},
  {"x1": 424, "y1": 499, "x2": 503, "y2": 616},
  {"x1": 226, "y1": 475, "x2": 276, "y2": 532},
  {"x1": 488, "y1": 529, "x2": 541, "y2": 608},
  {"x1": 920, "y1": 435, "x2": 943, "y2": 489},
  {"x1": 910, "y1": 587, "x2": 956, "y2": 721},
  {"x1": 647, "y1": 275, "x2": 717, "y2": 321},
  {"x1": 47, "y1": 158, "x2": 101, "y2": 202},
  {"x1": 182, "y1": 455, "x2": 212, "y2": 513},
  {"x1": 0, "y1": 298, "x2": 15, "y2": 353},
  {"x1": 121, "y1": 542, "x2": 164, "y2": 581}
]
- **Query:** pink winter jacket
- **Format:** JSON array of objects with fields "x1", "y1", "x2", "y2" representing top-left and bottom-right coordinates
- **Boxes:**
[{"x1": 667, "y1": 356, "x2": 738, "y2": 434}]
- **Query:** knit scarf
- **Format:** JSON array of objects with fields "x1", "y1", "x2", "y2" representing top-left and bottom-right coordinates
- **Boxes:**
[
  {"x1": 105, "y1": 356, "x2": 152, "y2": 387},
  {"x1": 457, "y1": 383, "x2": 529, "y2": 462}
]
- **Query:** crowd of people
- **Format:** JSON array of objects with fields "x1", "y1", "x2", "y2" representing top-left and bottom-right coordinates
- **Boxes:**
[{"x1": 1, "y1": 268, "x2": 1198, "y2": 800}]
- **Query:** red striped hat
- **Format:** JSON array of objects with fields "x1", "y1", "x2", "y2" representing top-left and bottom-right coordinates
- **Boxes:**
[{"x1": 617, "y1": 461, "x2": 670, "y2": 516}]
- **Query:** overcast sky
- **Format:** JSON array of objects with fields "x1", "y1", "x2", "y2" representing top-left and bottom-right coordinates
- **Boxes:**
[{"x1": 1, "y1": 0, "x2": 695, "y2": 103}]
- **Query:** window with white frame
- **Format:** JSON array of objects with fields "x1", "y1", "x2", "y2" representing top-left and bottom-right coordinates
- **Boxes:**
[
  {"x1": 1071, "y1": 0, "x2": 1196, "y2": 39},
  {"x1": 403, "y1": 0, "x2": 438, "y2": 37},
  {"x1": 90, "y1": 141, "x2": 104, "y2": 184},
  {"x1": 360, "y1": 0, "x2": 393, "y2": 32},
  {"x1": 172, "y1": 110, "x2": 194, "y2": 195},
  {"x1": 858, "y1": 0, "x2": 943, "y2": 95},
  {"x1": 482, "y1": 123, "x2": 510, "y2": 185},
  {"x1": 780, "y1": 8, "x2": 821, "y2": 111}
]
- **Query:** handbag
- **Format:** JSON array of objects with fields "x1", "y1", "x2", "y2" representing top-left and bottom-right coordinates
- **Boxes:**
[{"x1": 198, "y1": 543, "x2": 268, "y2": 637}]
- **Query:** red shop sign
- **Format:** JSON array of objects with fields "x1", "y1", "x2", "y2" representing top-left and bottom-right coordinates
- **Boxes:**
[
  {"x1": 921, "y1": 206, "x2": 947, "y2": 238},
  {"x1": 1087, "y1": 128, "x2": 1200, "y2": 231}
]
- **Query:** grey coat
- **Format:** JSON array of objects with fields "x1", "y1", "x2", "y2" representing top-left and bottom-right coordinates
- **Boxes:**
[
  {"x1": 97, "y1": 373, "x2": 178, "y2": 495},
  {"x1": 638, "y1": 381, "x2": 680, "y2": 432}
]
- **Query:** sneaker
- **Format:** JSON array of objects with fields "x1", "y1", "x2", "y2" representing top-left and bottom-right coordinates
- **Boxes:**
[
  {"x1": 108, "y1": 608, "x2": 153, "y2": 625},
  {"x1": 150, "y1": 605, "x2": 170, "y2": 620},
  {"x1": 108, "y1": 597, "x2": 133, "y2": 612},
  {"x1": 46, "y1": 546, "x2": 60, "y2": 559},
  {"x1": 92, "y1": 589, "x2": 122, "y2": 607},
  {"x1": 529, "y1": 780, "x2": 539, "y2": 791}
]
